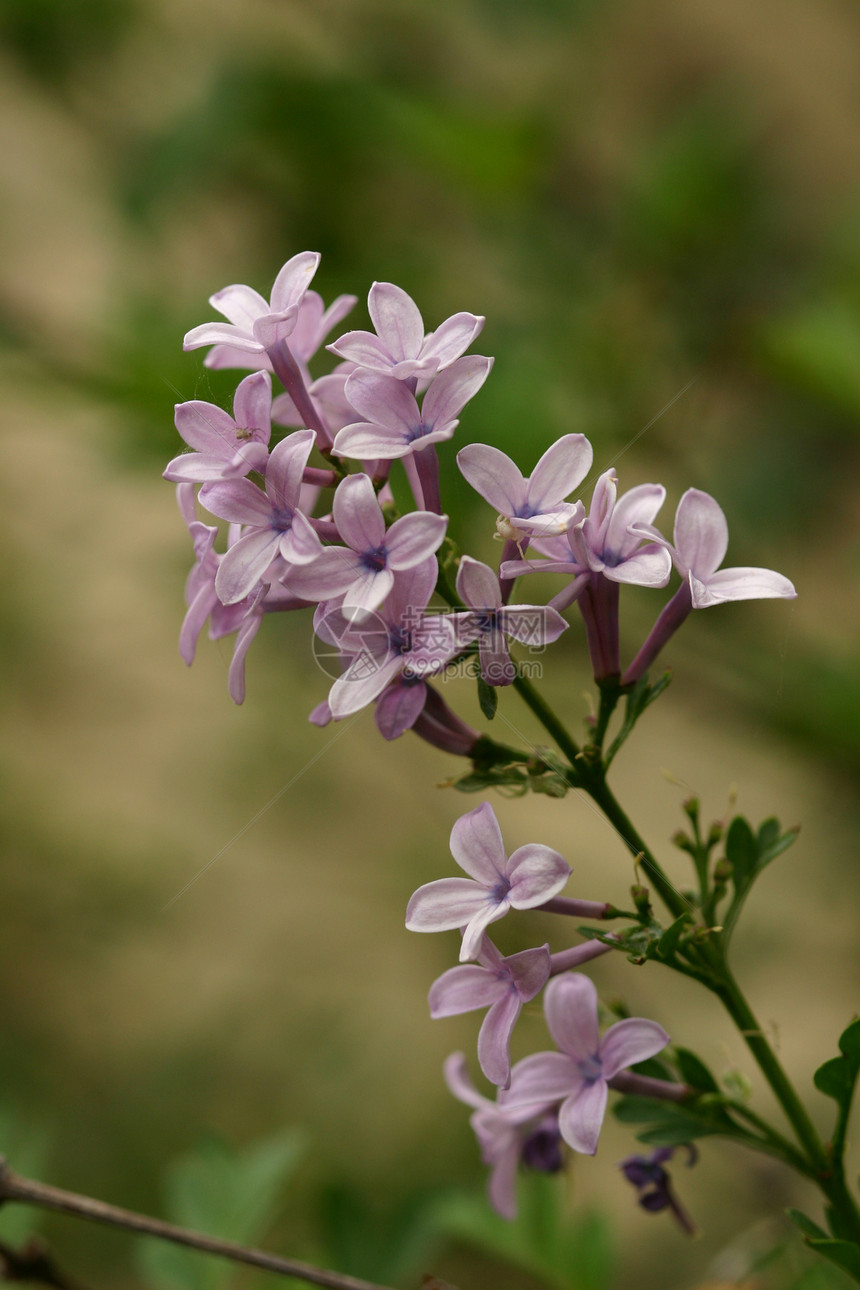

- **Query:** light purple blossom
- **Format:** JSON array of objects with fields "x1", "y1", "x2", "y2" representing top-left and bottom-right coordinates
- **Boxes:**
[
  {"x1": 183, "y1": 251, "x2": 321, "y2": 358},
  {"x1": 332, "y1": 356, "x2": 493, "y2": 461},
  {"x1": 444, "y1": 1052, "x2": 561, "y2": 1220},
  {"x1": 448, "y1": 556, "x2": 568, "y2": 686},
  {"x1": 327, "y1": 281, "x2": 484, "y2": 382},
  {"x1": 324, "y1": 559, "x2": 458, "y2": 719},
  {"x1": 199, "y1": 430, "x2": 321, "y2": 605},
  {"x1": 405, "y1": 802, "x2": 571, "y2": 962},
  {"x1": 623, "y1": 487, "x2": 797, "y2": 684},
  {"x1": 205, "y1": 288, "x2": 358, "y2": 373},
  {"x1": 501, "y1": 973, "x2": 669, "y2": 1155},
  {"x1": 457, "y1": 435, "x2": 592, "y2": 542},
  {"x1": 429, "y1": 935, "x2": 551, "y2": 1088},
  {"x1": 284, "y1": 472, "x2": 448, "y2": 619},
  {"x1": 164, "y1": 371, "x2": 273, "y2": 484}
]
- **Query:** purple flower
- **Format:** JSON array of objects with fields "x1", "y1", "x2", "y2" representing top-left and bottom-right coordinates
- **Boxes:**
[
  {"x1": 183, "y1": 251, "x2": 321, "y2": 358},
  {"x1": 622, "y1": 488, "x2": 797, "y2": 684},
  {"x1": 444, "y1": 1053, "x2": 561, "y2": 1220},
  {"x1": 429, "y1": 935, "x2": 551, "y2": 1088},
  {"x1": 198, "y1": 430, "x2": 321, "y2": 605},
  {"x1": 164, "y1": 371, "x2": 273, "y2": 483},
  {"x1": 501, "y1": 974, "x2": 669, "y2": 1155},
  {"x1": 405, "y1": 802, "x2": 571, "y2": 962},
  {"x1": 457, "y1": 435, "x2": 592, "y2": 542},
  {"x1": 324, "y1": 559, "x2": 458, "y2": 718},
  {"x1": 619, "y1": 1144, "x2": 698, "y2": 1234},
  {"x1": 332, "y1": 356, "x2": 493, "y2": 461},
  {"x1": 284, "y1": 472, "x2": 448, "y2": 619},
  {"x1": 449, "y1": 556, "x2": 568, "y2": 686},
  {"x1": 202, "y1": 288, "x2": 358, "y2": 373},
  {"x1": 327, "y1": 281, "x2": 484, "y2": 382}
]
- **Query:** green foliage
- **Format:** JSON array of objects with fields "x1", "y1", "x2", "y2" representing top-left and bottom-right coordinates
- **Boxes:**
[
  {"x1": 477, "y1": 675, "x2": 498, "y2": 721},
  {"x1": 430, "y1": 1175, "x2": 615, "y2": 1290},
  {"x1": 317, "y1": 1182, "x2": 441, "y2": 1286},
  {"x1": 136, "y1": 1130, "x2": 305, "y2": 1290},
  {"x1": 720, "y1": 815, "x2": 800, "y2": 945},
  {"x1": 612, "y1": 1093, "x2": 735, "y2": 1147}
]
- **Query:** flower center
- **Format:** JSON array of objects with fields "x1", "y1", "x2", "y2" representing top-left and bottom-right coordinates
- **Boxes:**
[
  {"x1": 360, "y1": 545, "x2": 388, "y2": 572},
  {"x1": 577, "y1": 1054, "x2": 603, "y2": 1084}
]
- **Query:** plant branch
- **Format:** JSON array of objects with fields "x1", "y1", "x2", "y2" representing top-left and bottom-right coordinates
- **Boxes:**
[{"x1": 0, "y1": 1161, "x2": 394, "y2": 1290}]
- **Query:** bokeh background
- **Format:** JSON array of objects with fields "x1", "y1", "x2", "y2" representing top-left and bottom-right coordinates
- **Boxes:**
[{"x1": 2, "y1": 1, "x2": 860, "y2": 1287}]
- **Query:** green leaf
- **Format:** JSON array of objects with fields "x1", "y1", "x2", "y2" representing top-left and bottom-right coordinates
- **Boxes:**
[
  {"x1": 613, "y1": 1095, "x2": 734, "y2": 1146},
  {"x1": 786, "y1": 1208, "x2": 829, "y2": 1241},
  {"x1": 476, "y1": 675, "x2": 498, "y2": 720},
  {"x1": 450, "y1": 765, "x2": 529, "y2": 794},
  {"x1": 721, "y1": 815, "x2": 799, "y2": 946},
  {"x1": 674, "y1": 1047, "x2": 720, "y2": 1094},
  {"x1": 806, "y1": 1238, "x2": 860, "y2": 1282},
  {"x1": 814, "y1": 1019, "x2": 860, "y2": 1108},
  {"x1": 725, "y1": 816, "x2": 757, "y2": 892},
  {"x1": 656, "y1": 913, "x2": 690, "y2": 960}
]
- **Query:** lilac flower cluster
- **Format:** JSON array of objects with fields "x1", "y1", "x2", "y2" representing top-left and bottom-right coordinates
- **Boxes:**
[{"x1": 169, "y1": 252, "x2": 797, "y2": 1223}]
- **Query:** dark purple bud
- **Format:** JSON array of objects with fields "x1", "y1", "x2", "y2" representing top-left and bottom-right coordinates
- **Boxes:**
[{"x1": 520, "y1": 1115, "x2": 564, "y2": 1174}]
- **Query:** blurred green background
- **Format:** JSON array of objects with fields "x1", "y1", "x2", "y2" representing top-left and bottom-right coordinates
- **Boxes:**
[{"x1": 2, "y1": 0, "x2": 860, "y2": 1286}]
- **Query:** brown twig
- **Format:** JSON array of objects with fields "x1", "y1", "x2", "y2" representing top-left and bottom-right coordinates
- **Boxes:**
[{"x1": 0, "y1": 1159, "x2": 394, "y2": 1290}]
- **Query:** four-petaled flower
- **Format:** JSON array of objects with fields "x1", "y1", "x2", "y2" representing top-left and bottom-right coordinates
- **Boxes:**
[
  {"x1": 284, "y1": 472, "x2": 447, "y2": 619},
  {"x1": 501, "y1": 973, "x2": 669, "y2": 1155},
  {"x1": 457, "y1": 435, "x2": 591, "y2": 542},
  {"x1": 164, "y1": 371, "x2": 273, "y2": 484},
  {"x1": 405, "y1": 802, "x2": 571, "y2": 962},
  {"x1": 429, "y1": 935, "x2": 551, "y2": 1088},
  {"x1": 183, "y1": 251, "x2": 321, "y2": 358},
  {"x1": 328, "y1": 281, "x2": 485, "y2": 382}
]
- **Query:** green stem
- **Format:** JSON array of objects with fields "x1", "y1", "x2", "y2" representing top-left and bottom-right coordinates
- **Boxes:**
[{"x1": 512, "y1": 673, "x2": 582, "y2": 767}]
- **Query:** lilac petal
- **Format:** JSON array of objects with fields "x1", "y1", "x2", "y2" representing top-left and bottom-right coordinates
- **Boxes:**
[
  {"x1": 265, "y1": 430, "x2": 316, "y2": 512},
  {"x1": 544, "y1": 974, "x2": 600, "y2": 1060},
  {"x1": 457, "y1": 444, "x2": 526, "y2": 514},
  {"x1": 327, "y1": 330, "x2": 397, "y2": 370},
  {"x1": 479, "y1": 992, "x2": 524, "y2": 1088},
  {"x1": 163, "y1": 453, "x2": 239, "y2": 484},
  {"x1": 210, "y1": 283, "x2": 269, "y2": 329},
  {"x1": 604, "y1": 483, "x2": 666, "y2": 563},
  {"x1": 374, "y1": 678, "x2": 427, "y2": 739},
  {"x1": 599, "y1": 1018, "x2": 670, "y2": 1080},
  {"x1": 483, "y1": 1122, "x2": 521, "y2": 1220},
  {"x1": 204, "y1": 344, "x2": 272, "y2": 372},
  {"x1": 342, "y1": 567, "x2": 395, "y2": 618},
  {"x1": 505, "y1": 945, "x2": 552, "y2": 1001},
  {"x1": 269, "y1": 251, "x2": 321, "y2": 312},
  {"x1": 270, "y1": 390, "x2": 302, "y2": 426},
  {"x1": 332, "y1": 473, "x2": 385, "y2": 551},
  {"x1": 501, "y1": 604, "x2": 568, "y2": 646},
  {"x1": 674, "y1": 488, "x2": 728, "y2": 577},
  {"x1": 444, "y1": 1052, "x2": 490, "y2": 1111},
  {"x1": 344, "y1": 370, "x2": 420, "y2": 434},
  {"x1": 232, "y1": 370, "x2": 272, "y2": 436},
  {"x1": 558, "y1": 1078, "x2": 608, "y2": 1155},
  {"x1": 460, "y1": 900, "x2": 510, "y2": 962},
  {"x1": 513, "y1": 502, "x2": 583, "y2": 537},
  {"x1": 456, "y1": 556, "x2": 503, "y2": 609},
  {"x1": 422, "y1": 356, "x2": 493, "y2": 429},
  {"x1": 328, "y1": 651, "x2": 402, "y2": 717},
  {"x1": 332, "y1": 422, "x2": 412, "y2": 460},
  {"x1": 478, "y1": 631, "x2": 515, "y2": 687},
  {"x1": 386, "y1": 557, "x2": 437, "y2": 620},
  {"x1": 283, "y1": 548, "x2": 363, "y2": 599},
  {"x1": 429, "y1": 965, "x2": 506, "y2": 1017},
  {"x1": 308, "y1": 700, "x2": 332, "y2": 727},
  {"x1": 184, "y1": 322, "x2": 264, "y2": 353},
  {"x1": 180, "y1": 583, "x2": 219, "y2": 665},
  {"x1": 215, "y1": 529, "x2": 280, "y2": 604},
  {"x1": 368, "y1": 281, "x2": 424, "y2": 360},
  {"x1": 174, "y1": 401, "x2": 239, "y2": 455},
  {"x1": 603, "y1": 546, "x2": 672, "y2": 587},
  {"x1": 228, "y1": 596, "x2": 266, "y2": 704},
  {"x1": 280, "y1": 510, "x2": 326, "y2": 565},
  {"x1": 403, "y1": 616, "x2": 459, "y2": 675},
  {"x1": 386, "y1": 511, "x2": 448, "y2": 570},
  {"x1": 506, "y1": 844, "x2": 570, "y2": 908},
  {"x1": 405, "y1": 877, "x2": 494, "y2": 933},
  {"x1": 449, "y1": 801, "x2": 508, "y2": 885},
  {"x1": 200, "y1": 478, "x2": 274, "y2": 527},
  {"x1": 503, "y1": 1051, "x2": 579, "y2": 1107},
  {"x1": 690, "y1": 565, "x2": 797, "y2": 608},
  {"x1": 526, "y1": 435, "x2": 593, "y2": 510},
  {"x1": 422, "y1": 312, "x2": 485, "y2": 366}
]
